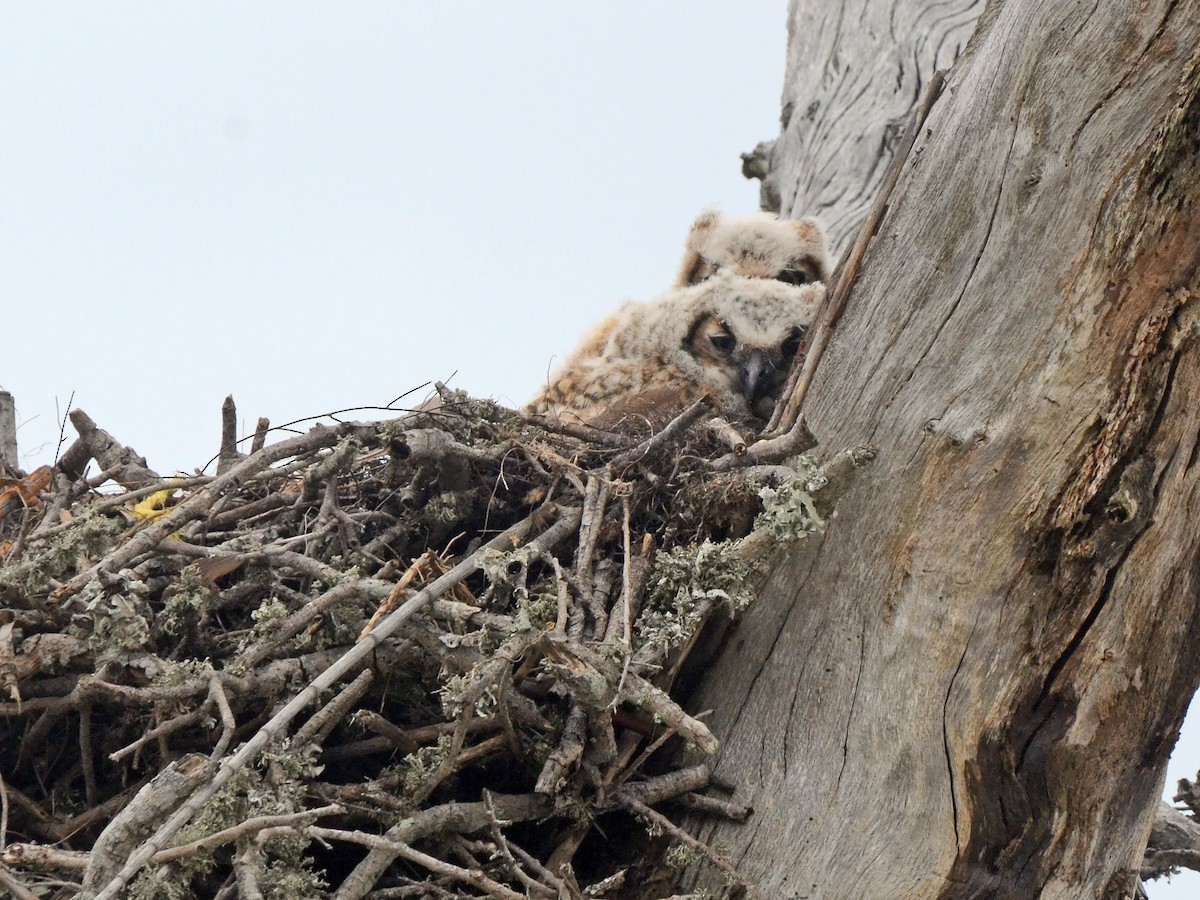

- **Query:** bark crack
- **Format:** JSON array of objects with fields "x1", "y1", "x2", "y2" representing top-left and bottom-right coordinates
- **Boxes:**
[
  {"x1": 719, "y1": 547, "x2": 823, "y2": 786},
  {"x1": 1031, "y1": 499, "x2": 1163, "y2": 772},
  {"x1": 943, "y1": 621, "x2": 976, "y2": 852},
  {"x1": 1070, "y1": 0, "x2": 1172, "y2": 154},
  {"x1": 834, "y1": 625, "x2": 866, "y2": 792},
  {"x1": 1053, "y1": 293, "x2": 1191, "y2": 528},
  {"x1": 920, "y1": 119, "x2": 1016, "y2": 360},
  {"x1": 872, "y1": 101, "x2": 1021, "y2": 443}
]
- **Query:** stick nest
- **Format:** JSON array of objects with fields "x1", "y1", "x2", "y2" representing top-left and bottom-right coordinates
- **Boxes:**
[{"x1": 0, "y1": 388, "x2": 860, "y2": 900}]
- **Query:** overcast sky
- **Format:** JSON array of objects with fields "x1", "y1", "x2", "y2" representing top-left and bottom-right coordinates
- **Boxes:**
[
  {"x1": 1, "y1": 3, "x2": 789, "y2": 470},
  {"x1": 0, "y1": 4, "x2": 1194, "y2": 896}
]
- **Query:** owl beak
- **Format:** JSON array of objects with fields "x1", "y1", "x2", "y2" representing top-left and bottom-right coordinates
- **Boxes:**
[{"x1": 738, "y1": 349, "x2": 773, "y2": 403}]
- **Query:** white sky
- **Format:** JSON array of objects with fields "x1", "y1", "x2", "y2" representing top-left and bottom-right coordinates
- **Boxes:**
[
  {"x1": 0, "y1": 4, "x2": 1194, "y2": 896},
  {"x1": 1, "y1": 2, "x2": 787, "y2": 469}
]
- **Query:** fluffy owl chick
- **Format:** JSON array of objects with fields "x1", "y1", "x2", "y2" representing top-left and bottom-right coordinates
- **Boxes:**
[
  {"x1": 556, "y1": 210, "x2": 832, "y2": 372},
  {"x1": 676, "y1": 209, "x2": 831, "y2": 288},
  {"x1": 527, "y1": 272, "x2": 824, "y2": 431}
]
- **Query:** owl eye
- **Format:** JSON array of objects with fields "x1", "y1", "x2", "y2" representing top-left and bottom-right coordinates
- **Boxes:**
[
  {"x1": 778, "y1": 267, "x2": 811, "y2": 286},
  {"x1": 709, "y1": 329, "x2": 736, "y2": 354},
  {"x1": 780, "y1": 327, "x2": 805, "y2": 359}
]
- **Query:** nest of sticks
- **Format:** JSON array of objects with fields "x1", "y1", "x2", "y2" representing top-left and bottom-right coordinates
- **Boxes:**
[{"x1": 0, "y1": 387, "x2": 871, "y2": 900}]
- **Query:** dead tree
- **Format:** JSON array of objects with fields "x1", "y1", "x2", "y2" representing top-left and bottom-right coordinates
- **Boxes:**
[
  {"x1": 747, "y1": 0, "x2": 983, "y2": 254},
  {"x1": 684, "y1": 0, "x2": 1200, "y2": 897}
]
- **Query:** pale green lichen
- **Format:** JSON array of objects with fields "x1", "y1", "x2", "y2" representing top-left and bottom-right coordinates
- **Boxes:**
[
  {"x1": 754, "y1": 473, "x2": 825, "y2": 543},
  {"x1": 84, "y1": 590, "x2": 154, "y2": 661},
  {"x1": 438, "y1": 669, "x2": 497, "y2": 719},
  {"x1": 128, "y1": 759, "x2": 324, "y2": 900},
  {"x1": 257, "y1": 854, "x2": 327, "y2": 900},
  {"x1": 517, "y1": 580, "x2": 559, "y2": 630},
  {"x1": 634, "y1": 461, "x2": 828, "y2": 657},
  {"x1": 250, "y1": 596, "x2": 292, "y2": 635},
  {"x1": 636, "y1": 540, "x2": 754, "y2": 654},
  {"x1": 159, "y1": 564, "x2": 213, "y2": 637},
  {"x1": 0, "y1": 505, "x2": 123, "y2": 598},
  {"x1": 221, "y1": 595, "x2": 295, "y2": 673},
  {"x1": 663, "y1": 842, "x2": 708, "y2": 871},
  {"x1": 152, "y1": 657, "x2": 214, "y2": 687},
  {"x1": 126, "y1": 769, "x2": 261, "y2": 900},
  {"x1": 395, "y1": 734, "x2": 454, "y2": 796}
]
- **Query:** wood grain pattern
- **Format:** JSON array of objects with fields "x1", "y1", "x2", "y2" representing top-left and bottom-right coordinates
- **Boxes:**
[
  {"x1": 759, "y1": 0, "x2": 983, "y2": 257},
  {"x1": 686, "y1": 0, "x2": 1200, "y2": 896}
]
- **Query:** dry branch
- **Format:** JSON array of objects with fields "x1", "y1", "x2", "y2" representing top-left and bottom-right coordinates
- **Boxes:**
[{"x1": 0, "y1": 391, "x2": 851, "y2": 899}]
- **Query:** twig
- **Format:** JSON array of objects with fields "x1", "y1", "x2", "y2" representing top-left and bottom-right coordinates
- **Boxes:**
[
  {"x1": 608, "y1": 725, "x2": 680, "y2": 795},
  {"x1": 331, "y1": 793, "x2": 554, "y2": 900},
  {"x1": 484, "y1": 792, "x2": 563, "y2": 892},
  {"x1": 359, "y1": 550, "x2": 436, "y2": 640},
  {"x1": 83, "y1": 754, "x2": 211, "y2": 894},
  {"x1": 536, "y1": 705, "x2": 588, "y2": 795},
  {"x1": 250, "y1": 417, "x2": 270, "y2": 454},
  {"x1": 0, "y1": 864, "x2": 39, "y2": 900},
  {"x1": 110, "y1": 707, "x2": 208, "y2": 764},
  {"x1": 52, "y1": 422, "x2": 379, "y2": 605},
  {"x1": 0, "y1": 770, "x2": 9, "y2": 852},
  {"x1": 624, "y1": 798, "x2": 755, "y2": 895},
  {"x1": 766, "y1": 69, "x2": 948, "y2": 438},
  {"x1": 516, "y1": 413, "x2": 630, "y2": 448},
  {"x1": 90, "y1": 504, "x2": 580, "y2": 900},
  {"x1": 669, "y1": 792, "x2": 753, "y2": 822},
  {"x1": 153, "y1": 805, "x2": 343, "y2": 865},
  {"x1": 79, "y1": 704, "x2": 97, "y2": 807},
  {"x1": 313, "y1": 827, "x2": 526, "y2": 900},
  {"x1": 602, "y1": 765, "x2": 711, "y2": 811},
  {"x1": 571, "y1": 476, "x2": 610, "y2": 639},
  {"x1": 232, "y1": 838, "x2": 265, "y2": 900},
  {"x1": 217, "y1": 396, "x2": 244, "y2": 475},
  {"x1": 547, "y1": 636, "x2": 717, "y2": 754},
  {"x1": 56, "y1": 409, "x2": 160, "y2": 491},
  {"x1": 209, "y1": 673, "x2": 237, "y2": 760},
  {"x1": 2, "y1": 843, "x2": 88, "y2": 874},
  {"x1": 353, "y1": 711, "x2": 493, "y2": 754},
  {"x1": 482, "y1": 791, "x2": 558, "y2": 898},
  {"x1": 709, "y1": 415, "x2": 818, "y2": 471},
  {"x1": 294, "y1": 668, "x2": 374, "y2": 748},
  {"x1": 607, "y1": 398, "x2": 712, "y2": 469},
  {"x1": 239, "y1": 581, "x2": 384, "y2": 671},
  {"x1": 620, "y1": 492, "x2": 633, "y2": 648},
  {"x1": 703, "y1": 417, "x2": 747, "y2": 456}
]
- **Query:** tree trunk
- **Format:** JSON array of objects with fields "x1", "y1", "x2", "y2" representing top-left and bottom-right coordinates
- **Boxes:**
[
  {"x1": 686, "y1": 1, "x2": 1200, "y2": 897},
  {"x1": 754, "y1": 0, "x2": 982, "y2": 255}
]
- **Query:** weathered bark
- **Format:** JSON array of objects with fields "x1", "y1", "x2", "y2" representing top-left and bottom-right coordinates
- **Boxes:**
[
  {"x1": 687, "y1": 1, "x2": 1200, "y2": 898},
  {"x1": 752, "y1": 0, "x2": 983, "y2": 255},
  {"x1": 0, "y1": 391, "x2": 17, "y2": 472}
]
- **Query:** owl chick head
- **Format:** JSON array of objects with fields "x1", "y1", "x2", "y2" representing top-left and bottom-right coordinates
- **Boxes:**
[
  {"x1": 676, "y1": 209, "x2": 831, "y2": 289},
  {"x1": 608, "y1": 271, "x2": 825, "y2": 425}
]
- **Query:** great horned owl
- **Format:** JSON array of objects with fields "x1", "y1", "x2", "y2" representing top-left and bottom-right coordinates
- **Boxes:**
[
  {"x1": 675, "y1": 208, "x2": 831, "y2": 288},
  {"x1": 548, "y1": 210, "x2": 832, "y2": 392},
  {"x1": 527, "y1": 272, "x2": 824, "y2": 431}
]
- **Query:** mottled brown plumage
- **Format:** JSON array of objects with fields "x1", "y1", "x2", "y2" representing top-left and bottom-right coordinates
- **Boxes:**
[
  {"x1": 527, "y1": 272, "x2": 824, "y2": 431},
  {"x1": 553, "y1": 211, "x2": 831, "y2": 384}
]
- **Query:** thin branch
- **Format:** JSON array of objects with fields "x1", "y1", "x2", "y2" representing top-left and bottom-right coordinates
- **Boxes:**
[
  {"x1": 312, "y1": 826, "x2": 526, "y2": 900},
  {"x1": 90, "y1": 504, "x2": 580, "y2": 900},
  {"x1": 153, "y1": 805, "x2": 343, "y2": 865},
  {"x1": 765, "y1": 68, "x2": 948, "y2": 437},
  {"x1": 624, "y1": 799, "x2": 753, "y2": 895}
]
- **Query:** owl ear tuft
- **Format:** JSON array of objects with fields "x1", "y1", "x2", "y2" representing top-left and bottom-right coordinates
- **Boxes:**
[
  {"x1": 676, "y1": 209, "x2": 723, "y2": 287},
  {"x1": 790, "y1": 217, "x2": 832, "y2": 281},
  {"x1": 789, "y1": 216, "x2": 824, "y2": 245}
]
